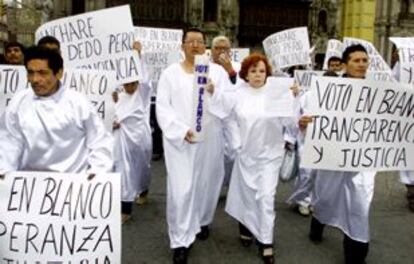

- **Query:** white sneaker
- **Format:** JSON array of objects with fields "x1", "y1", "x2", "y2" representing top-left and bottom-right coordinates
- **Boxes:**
[{"x1": 298, "y1": 205, "x2": 310, "y2": 216}]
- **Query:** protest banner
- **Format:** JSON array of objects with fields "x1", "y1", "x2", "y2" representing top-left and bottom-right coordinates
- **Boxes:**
[
  {"x1": 61, "y1": 69, "x2": 117, "y2": 131},
  {"x1": 134, "y1": 27, "x2": 183, "y2": 94},
  {"x1": 263, "y1": 27, "x2": 311, "y2": 70},
  {"x1": 0, "y1": 65, "x2": 29, "y2": 114},
  {"x1": 229, "y1": 48, "x2": 249, "y2": 64},
  {"x1": 35, "y1": 5, "x2": 141, "y2": 84},
  {"x1": 389, "y1": 37, "x2": 414, "y2": 49},
  {"x1": 397, "y1": 48, "x2": 414, "y2": 85},
  {"x1": 263, "y1": 77, "x2": 296, "y2": 117},
  {"x1": 301, "y1": 76, "x2": 414, "y2": 171},
  {"x1": 133, "y1": 26, "x2": 182, "y2": 53},
  {"x1": 0, "y1": 171, "x2": 121, "y2": 263},
  {"x1": 191, "y1": 54, "x2": 210, "y2": 142},
  {"x1": 294, "y1": 70, "x2": 325, "y2": 91},
  {"x1": 322, "y1": 39, "x2": 343, "y2": 70},
  {"x1": 343, "y1": 37, "x2": 394, "y2": 81}
]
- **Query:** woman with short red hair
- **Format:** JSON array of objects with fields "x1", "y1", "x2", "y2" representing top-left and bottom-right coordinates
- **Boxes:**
[{"x1": 208, "y1": 53, "x2": 297, "y2": 264}]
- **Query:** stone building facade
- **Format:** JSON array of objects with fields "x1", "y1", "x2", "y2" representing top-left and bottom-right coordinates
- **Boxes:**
[
  {"x1": 375, "y1": 0, "x2": 414, "y2": 63},
  {"x1": 52, "y1": 0, "x2": 312, "y2": 50}
]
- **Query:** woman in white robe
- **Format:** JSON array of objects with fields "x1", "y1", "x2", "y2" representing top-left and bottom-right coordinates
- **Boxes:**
[
  {"x1": 209, "y1": 53, "x2": 296, "y2": 264},
  {"x1": 113, "y1": 81, "x2": 152, "y2": 223}
]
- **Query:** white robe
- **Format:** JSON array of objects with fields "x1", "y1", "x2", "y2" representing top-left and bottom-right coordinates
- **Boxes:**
[
  {"x1": 0, "y1": 83, "x2": 113, "y2": 174},
  {"x1": 312, "y1": 170, "x2": 376, "y2": 243},
  {"x1": 156, "y1": 62, "x2": 227, "y2": 248},
  {"x1": 210, "y1": 78, "x2": 296, "y2": 244},
  {"x1": 287, "y1": 90, "x2": 314, "y2": 207},
  {"x1": 114, "y1": 84, "x2": 152, "y2": 202},
  {"x1": 392, "y1": 62, "x2": 414, "y2": 185},
  {"x1": 222, "y1": 61, "x2": 241, "y2": 186}
]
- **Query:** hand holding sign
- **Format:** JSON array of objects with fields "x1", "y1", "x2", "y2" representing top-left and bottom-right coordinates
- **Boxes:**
[
  {"x1": 205, "y1": 79, "x2": 215, "y2": 95},
  {"x1": 185, "y1": 130, "x2": 195, "y2": 144},
  {"x1": 298, "y1": 115, "x2": 313, "y2": 131}
]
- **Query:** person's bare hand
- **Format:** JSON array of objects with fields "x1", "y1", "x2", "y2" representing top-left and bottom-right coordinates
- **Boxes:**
[
  {"x1": 299, "y1": 115, "x2": 314, "y2": 131},
  {"x1": 133, "y1": 41, "x2": 142, "y2": 57},
  {"x1": 206, "y1": 79, "x2": 215, "y2": 95},
  {"x1": 113, "y1": 121, "x2": 121, "y2": 130},
  {"x1": 290, "y1": 83, "x2": 300, "y2": 97},
  {"x1": 184, "y1": 130, "x2": 195, "y2": 143},
  {"x1": 218, "y1": 53, "x2": 233, "y2": 73},
  {"x1": 112, "y1": 91, "x2": 119, "y2": 103}
]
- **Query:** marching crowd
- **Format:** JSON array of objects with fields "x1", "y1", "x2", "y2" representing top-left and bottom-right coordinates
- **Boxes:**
[{"x1": 0, "y1": 25, "x2": 413, "y2": 264}]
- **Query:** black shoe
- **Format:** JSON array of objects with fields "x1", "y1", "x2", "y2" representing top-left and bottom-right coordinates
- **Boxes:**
[
  {"x1": 257, "y1": 242, "x2": 275, "y2": 264},
  {"x1": 239, "y1": 223, "x2": 253, "y2": 247},
  {"x1": 173, "y1": 247, "x2": 188, "y2": 264},
  {"x1": 152, "y1": 153, "x2": 162, "y2": 161},
  {"x1": 309, "y1": 217, "x2": 324, "y2": 243},
  {"x1": 343, "y1": 235, "x2": 369, "y2": 264},
  {"x1": 196, "y1": 225, "x2": 209, "y2": 240}
]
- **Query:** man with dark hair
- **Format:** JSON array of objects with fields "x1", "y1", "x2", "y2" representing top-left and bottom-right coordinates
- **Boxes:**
[
  {"x1": 299, "y1": 44, "x2": 373, "y2": 264},
  {"x1": 327, "y1": 56, "x2": 342, "y2": 72},
  {"x1": 37, "y1": 35, "x2": 61, "y2": 54},
  {"x1": 0, "y1": 46, "x2": 113, "y2": 178},
  {"x1": 157, "y1": 28, "x2": 228, "y2": 263},
  {"x1": 3, "y1": 41, "x2": 25, "y2": 65}
]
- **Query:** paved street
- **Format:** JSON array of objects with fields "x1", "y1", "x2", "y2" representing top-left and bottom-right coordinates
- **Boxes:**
[{"x1": 122, "y1": 159, "x2": 414, "y2": 264}]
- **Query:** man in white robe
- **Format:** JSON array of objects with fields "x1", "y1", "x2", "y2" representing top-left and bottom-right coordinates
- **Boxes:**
[
  {"x1": 0, "y1": 46, "x2": 113, "y2": 178},
  {"x1": 299, "y1": 44, "x2": 374, "y2": 264},
  {"x1": 113, "y1": 80, "x2": 152, "y2": 223},
  {"x1": 210, "y1": 35, "x2": 241, "y2": 186},
  {"x1": 156, "y1": 28, "x2": 227, "y2": 264}
]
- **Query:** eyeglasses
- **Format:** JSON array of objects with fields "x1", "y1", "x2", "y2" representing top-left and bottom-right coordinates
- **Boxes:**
[
  {"x1": 213, "y1": 46, "x2": 230, "y2": 51},
  {"x1": 183, "y1": 40, "x2": 205, "y2": 46}
]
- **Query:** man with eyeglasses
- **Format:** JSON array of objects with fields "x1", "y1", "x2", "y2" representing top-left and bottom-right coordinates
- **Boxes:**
[
  {"x1": 211, "y1": 36, "x2": 240, "y2": 85},
  {"x1": 156, "y1": 28, "x2": 229, "y2": 264},
  {"x1": 210, "y1": 36, "x2": 241, "y2": 188}
]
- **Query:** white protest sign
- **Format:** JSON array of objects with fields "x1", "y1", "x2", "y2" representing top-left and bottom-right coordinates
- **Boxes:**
[
  {"x1": 205, "y1": 48, "x2": 249, "y2": 64},
  {"x1": 0, "y1": 171, "x2": 121, "y2": 262},
  {"x1": 389, "y1": 37, "x2": 414, "y2": 49},
  {"x1": 294, "y1": 70, "x2": 325, "y2": 91},
  {"x1": 390, "y1": 37, "x2": 414, "y2": 86},
  {"x1": 343, "y1": 37, "x2": 394, "y2": 81},
  {"x1": 0, "y1": 65, "x2": 29, "y2": 114},
  {"x1": 263, "y1": 27, "x2": 311, "y2": 70},
  {"x1": 229, "y1": 48, "x2": 249, "y2": 63},
  {"x1": 322, "y1": 39, "x2": 344, "y2": 70},
  {"x1": 35, "y1": 5, "x2": 142, "y2": 84},
  {"x1": 397, "y1": 48, "x2": 414, "y2": 85},
  {"x1": 302, "y1": 76, "x2": 414, "y2": 171},
  {"x1": 263, "y1": 77, "x2": 295, "y2": 117},
  {"x1": 61, "y1": 69, "x2": 118, "y2": 131},
  {"x1": 134, "y1": 26, "x2": 182, "y2": 53},
  {"x1": 134, "y1": 27, "x2": 183, "y2": 93},
  {"x1": 191, "y1": 54, "x2": 210, "y2": 142}
]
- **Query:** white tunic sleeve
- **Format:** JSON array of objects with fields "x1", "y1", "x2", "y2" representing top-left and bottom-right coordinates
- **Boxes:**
[
  {"x1": 0, "y1": 112, "x2": 24, "y2": 174},
  {"x1": 156, "y1": 66, "x2": 190, "y2": 147},
  {"x1": 82, "y1": 99, "x2": 114, "y2": 173}
]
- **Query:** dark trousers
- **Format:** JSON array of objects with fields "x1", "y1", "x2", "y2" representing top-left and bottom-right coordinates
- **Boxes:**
[
  {"x1": 150, "y1": 102, "x2": 163, "y2": 155},
  {"x1": 122, "y1": 202, "x2": 133, "y2": 215}
]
